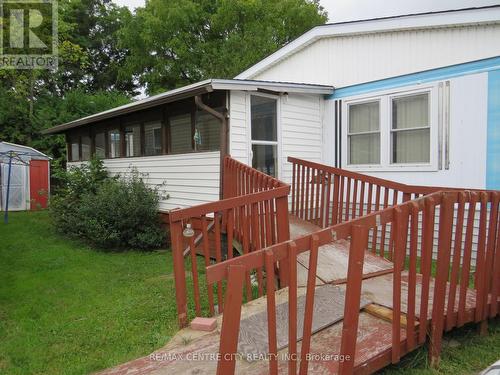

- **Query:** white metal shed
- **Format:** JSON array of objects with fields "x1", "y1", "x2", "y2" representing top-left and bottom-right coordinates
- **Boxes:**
[{"x1": 0, "y1": 142, "x2": 50, "y2": 212}]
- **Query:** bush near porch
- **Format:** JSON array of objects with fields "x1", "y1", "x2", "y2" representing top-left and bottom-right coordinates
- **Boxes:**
[{"x1": 49, "y1": 158, "x2": 166, "y2": 250}]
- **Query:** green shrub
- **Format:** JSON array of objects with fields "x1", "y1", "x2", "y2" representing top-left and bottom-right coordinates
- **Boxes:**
[{"x1": 50, "y1": 159, "x2": 166, "y2": 250}]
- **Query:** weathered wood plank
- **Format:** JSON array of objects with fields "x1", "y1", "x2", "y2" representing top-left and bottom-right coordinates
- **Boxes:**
[
  {"x1": 297, "y1": 239, "x2": 394, "y2": 284},
  {"x1": 237, "y1": 285, "x2": 371, "y2": 359}
]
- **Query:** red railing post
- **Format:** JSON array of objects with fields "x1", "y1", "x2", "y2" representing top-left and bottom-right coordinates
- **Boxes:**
[
  {"x1": 419, "y1": 196, "x2": 436, "y2": 344},
  {"x1": 475, "y1": 192, "x2": 488, "y2": 333},
  {"x1": 265, "y1": 250, "x2": 279, "y2": 375},
  {"x1": 299, "y1": 234, "x2": 320, "y2": 375},
  {"x1": 331, "y1": 174, "x2": 340, "y2": 226},
  {"x1": 217, "y1": 264, "x2": 246, "y2": 375},
  {"x1": 483, "y1": 192, "x2": 499, "y2": 320},
  {"x1": 490, "y1": 192, "x2": 500, "y2": 318},
  {"x1": 406, "y1": 201, "x2": 420, "y2": 351},
  {"x1": 288, "y1": 242, "x2": 298, "y2": 375},
  {"x1": 392, "y1": 205, "x2": 409, "y2": 363},
  {"x1": 339, "y1": 224, "x2": 369, "y2": 374},
  {"x1": 276, "y1": 195, "x2": 291, "y2": 287},
  {"x1": 429, "y1": 193, "x2": 454, "y2": 368},
  {"x1": 170, "y1": 220, "x2": 189, "y2": 328}
]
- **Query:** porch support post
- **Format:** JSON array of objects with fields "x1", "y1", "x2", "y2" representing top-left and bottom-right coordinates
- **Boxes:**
[{"x1": 194, "y1": 94, "x2": 229, "y2": 200}]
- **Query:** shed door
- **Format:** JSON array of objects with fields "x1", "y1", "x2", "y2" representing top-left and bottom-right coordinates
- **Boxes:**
[
  {"x1": 29, "y1": 160, "x2": 49, "y2": 209},
  {"x1": 1, "y1": 163, "x2": 27, "y2": 211}
]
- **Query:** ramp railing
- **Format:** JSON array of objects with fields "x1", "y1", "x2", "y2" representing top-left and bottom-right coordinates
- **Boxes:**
[
  {"x1": 169, "y1": 156, "x2": 290, "y2": 327},
  {"x1": 288, "y1": 157, "x2": 441, "y2": 228},
  {"x1": 208, "y1": 190, "x2": 499, "y2": 374}
]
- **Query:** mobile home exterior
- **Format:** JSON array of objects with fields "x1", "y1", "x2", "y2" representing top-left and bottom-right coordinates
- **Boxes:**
[
  {"x1": 236, "y1": 6, "x2": 500, "y2": 191},
  {"x1": 44, "y1": 6, "x2": 500, "y2": 211}
]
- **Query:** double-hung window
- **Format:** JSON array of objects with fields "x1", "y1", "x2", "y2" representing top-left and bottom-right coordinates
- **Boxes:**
[
  {"x1": 345, "y1": 89, "x2": 433, "y2": 169},
  {"x1": 348, "y1": 101, "x2": 380, "y2": 165},
  {"x1": 391, "y1": 93, "x2": 430, "y2": 164},
  {"x1": 250, "y1": 95, "x2": 278, "y2": 177}
]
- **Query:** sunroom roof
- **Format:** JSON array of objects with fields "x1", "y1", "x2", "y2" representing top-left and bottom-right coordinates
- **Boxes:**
[{"x1": 43, "y1": 79, "x2": 334, "y2": 135}]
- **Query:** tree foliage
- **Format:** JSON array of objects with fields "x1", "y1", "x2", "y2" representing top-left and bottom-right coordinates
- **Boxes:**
[
  {"x1": 0, "y1": 0, "x2": 134, "y2": 174},
  {"x1": 119, "y1": 0, "x2": 327, "y2": 94},
  {"x1": 0, "y1": 0, "x2": 327, "y2": 171}
]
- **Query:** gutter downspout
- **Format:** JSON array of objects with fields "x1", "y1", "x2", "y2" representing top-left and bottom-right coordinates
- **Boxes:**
[{"x1": 194, "y1": 95, "x2": 229, "y2": 200}]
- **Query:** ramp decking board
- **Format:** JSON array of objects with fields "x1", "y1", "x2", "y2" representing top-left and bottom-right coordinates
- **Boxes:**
[
  {"x1": 288, "y1": 216, "x2": 394, "y2": 285},
  {"x1": 297, "y1": 239, "x2": 394, "y2": 284},
  {"x1": 237, "y1": 285, "x2": 371, "y2": 359},
  {"x1": 360, "y1": 271, "x2": 479, "y2": 320}
]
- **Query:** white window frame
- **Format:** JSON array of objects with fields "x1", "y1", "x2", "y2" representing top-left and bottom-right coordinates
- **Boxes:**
[
  {"x1": 247, "y1": 92, "x2": 282, "y2": 178},
  {"x1": 342, "y1": 83, "x2": 438, "y2": 172},
  {"x1": 346, "y1": 98, "x2": 382, "y2": 166}
]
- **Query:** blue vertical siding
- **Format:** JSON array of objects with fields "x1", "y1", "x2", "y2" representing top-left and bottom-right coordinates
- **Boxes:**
[{"x1": 487, "y1": 69, "x2": 500, "y2": 190}]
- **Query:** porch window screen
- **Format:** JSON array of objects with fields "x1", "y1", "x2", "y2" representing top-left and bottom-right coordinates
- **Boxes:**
[
  {"x1": 348, "y1": 101, "x2": 380, "y2": 165},
  {"x1": 144, "y1": 122, "x2": 162, "y2": 156},
  {"x1": 170, "y1": 114, "x2": 192, "y2": 154},
  {"x1": 108, "y1": 129, "x2": 121, "y2": 158},
  {"x1": 391, "y1": 93, "x2": 430, "y2": 164},
  {"x1": 70, "y1": 141, "x2": 79, "y2": 162},
  {"x1": 81, "y1": 135, "x2": 91, "y2": 160},
  {"x1": 195, "y1": 111, "x2": 220, "y2": 151},
  {"x1": 125, "y1": 125, "x2": 141, "y2": 157},
  {"x1": 95, "y1": 132, "x2": 105, "y2": 158}
]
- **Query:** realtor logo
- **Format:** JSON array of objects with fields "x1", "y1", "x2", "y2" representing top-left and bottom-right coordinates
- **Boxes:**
[{"x1": 0, "y1": 0, "x2": 58, "y2": 69}]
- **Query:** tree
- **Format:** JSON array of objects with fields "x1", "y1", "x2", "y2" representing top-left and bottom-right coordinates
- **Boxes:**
[
  {"x1": 61, "y1": 0, "x2": 136, "y2": 95},
  {"x1": 119, "y1": 0, "x2": 327, "y2": 94},
  {"x1": 0, "y1": 0, "x2": 133, "y2": 174}
]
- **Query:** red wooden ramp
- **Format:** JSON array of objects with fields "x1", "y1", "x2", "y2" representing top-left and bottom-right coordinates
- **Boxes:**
[{"x1": 99, "y1": 157, "x2": 499, "y2": 375}]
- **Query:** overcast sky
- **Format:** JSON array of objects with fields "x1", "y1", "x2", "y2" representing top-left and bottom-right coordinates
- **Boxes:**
[{"x1": 112, "y1": 0, "x2": 500, "y2": 22}]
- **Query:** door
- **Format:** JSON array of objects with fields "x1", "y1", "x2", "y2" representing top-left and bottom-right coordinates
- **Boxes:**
[
  {"x1": 1, "y1": 162, "x2": 27, "y2": 211},
  {"x1": 250, "y1": 94, "x2": 279, "y2": 177},
  {"x1": 29, "y1": 160, "x2": 49, "y2": 209}
]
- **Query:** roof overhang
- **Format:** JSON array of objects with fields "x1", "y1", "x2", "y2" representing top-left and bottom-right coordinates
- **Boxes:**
[
  {"x1": 43, "y1": 79, "x2": 334, "y2": 135},
  {"x1": 236, "y1": 6, "x2": 500, "y2": 80},
  {"x1": 0, "y1": 141, "x2": 51, "y2": 160}
]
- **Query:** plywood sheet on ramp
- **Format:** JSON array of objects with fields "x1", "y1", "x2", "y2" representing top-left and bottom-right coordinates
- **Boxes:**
[{"x1": 237, "y1": 284, "x2": 371, "y2": 359}]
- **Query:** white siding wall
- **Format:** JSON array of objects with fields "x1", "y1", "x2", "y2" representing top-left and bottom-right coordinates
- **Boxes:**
[
  {"x1": 280, "y1": 94, "x2": 323, "y2": 184},
  {"x1": 68, "y1": 151, "x2": 220, "y2": 211},
  {"x1": 250, "y1": 24, "x2": 500, "y2": 88},
  {"x1": 229, "y1": 91, "x2": 249, "y2": 164},
  {"x1": 229, "y1": 91, "x2": 324, "y2": 184}
]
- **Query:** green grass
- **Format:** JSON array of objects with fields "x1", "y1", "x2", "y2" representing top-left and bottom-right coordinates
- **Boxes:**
[
  {"x1": 0, "y1": 211, "x2": 181, "y2": 375},
  {"x1": 0, "y1": 211, "x2": 498, "y2": 375},
  {"x1": 381, "y1": 318, "x2": 500, "y2": 374}
]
